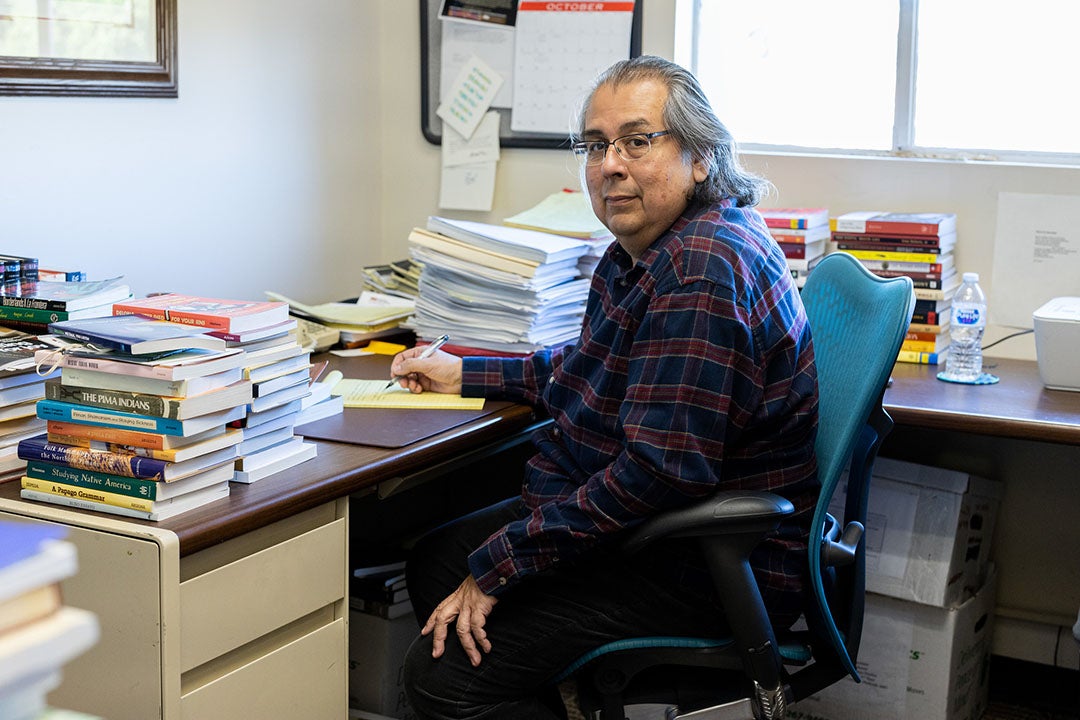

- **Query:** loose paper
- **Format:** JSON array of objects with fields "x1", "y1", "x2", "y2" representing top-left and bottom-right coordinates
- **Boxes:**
[
  {"x1": 336, "y1": 379, "x2": 485, "y2": 410},
  {"x1": 442, "y1": 111, "x2": 501, "y2": 167},
  {"x1": 439, "y1": 161, "x2": 497, "y2": 211},
  {"x1": 436, "y1": 54, "x2": 504, "y2": 139},
  {"x1": 992, "y1": 192, "x2": 1080, "y2": 327}
]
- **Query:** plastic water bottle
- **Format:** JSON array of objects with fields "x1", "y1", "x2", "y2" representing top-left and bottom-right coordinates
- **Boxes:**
[{"x1": 943, "y1": 272, "x2": 987, "y2": 382}]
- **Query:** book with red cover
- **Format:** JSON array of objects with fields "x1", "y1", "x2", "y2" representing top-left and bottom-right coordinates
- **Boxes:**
[
  {"x1": 113, "y1": 294, "x2": 290, "y2": 333},
  {"x1": 834, "y1": 212, "x2": 956, "y2": 237},
  {"x1": 757, "y1": 207, "x2": 829, "y2": 230}
]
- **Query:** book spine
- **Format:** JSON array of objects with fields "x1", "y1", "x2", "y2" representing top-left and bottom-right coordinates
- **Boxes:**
[
  {"x1": 913, "y1": 287, "x2": 951, "y2": 301},
  {"x1": 858, "y1": 259, "x2": 947, "y2": 273},
  {"x1": 19, "y1": 487, "x2": 152, "y2": 520},
  {"x1": 901, "y1": 339, "x2": 948, "y2": 353},
  {"x1": 21, "y1": 476, "x2": 157, "y2": 512},
  {"x1": 0, "y1": 305, "x2": 82, "y2": 323},
  {"x1": 871, "y1": 269, "x2": 947, "y2": 282},
  {"x1": 46, "y1": 421, "x2": 170, "y2": 449},
  {"x1": 845, "y1": 249, "x2": 947, "y2": 263},
  {"x1": 36, "y1": 399, "x2": 184, "y2": 435},
  {"x1": 895, "y1": 349, "x2": 944, "y2": 364},
  {"x1": 909, "y1": 311, "x2": 945, "y2": 326},
  {"x1": 864, "y1": 220, "x2": 949, "y2": 236},
  {"x1": 765, "y1": 218, "x2": 809, "y2": 229},
  {"x1": 905, "y1": 330, "x2": 945, "y2": 342},
  {"x1": 18, "y1": 439, "x2": 170, "y2": 478},
  {"x1": 45, "y1": 433, "x2": 182, "y2": 461},
  {"x1": 25, "y1": 461, "x2": 165, "y2": 499},
  {"x1": 832, "y1": 233, "x2": 950, "y2": 247},
  {"x1": 50, "y1": 327, "x2": 132, "y2": 353},
  {"x1": 44, "y1": 380, "x2": 178, "y2": 419},
  {"x1": 0, "y1": 295, "x2": 72, "y2": 312}
]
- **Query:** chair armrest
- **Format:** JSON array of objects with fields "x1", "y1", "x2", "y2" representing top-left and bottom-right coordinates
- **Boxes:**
[{"x1": 622, "y1": 491, "x2": 795, "y2": 555}]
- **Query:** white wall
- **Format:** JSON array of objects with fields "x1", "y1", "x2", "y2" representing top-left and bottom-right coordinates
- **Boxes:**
[{"x1": 0, "y1": 0, "x2": 382, "y2": 304}]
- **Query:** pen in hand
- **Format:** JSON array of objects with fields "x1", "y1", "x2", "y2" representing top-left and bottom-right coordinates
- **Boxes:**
[{"x1": 385, "y1": 334, "x2": 451, "y2": 389}]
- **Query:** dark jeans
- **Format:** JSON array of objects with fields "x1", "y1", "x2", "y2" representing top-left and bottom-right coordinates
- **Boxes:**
[{"x1": 403, "y1": 497, "x2": 730, "y2": 720}]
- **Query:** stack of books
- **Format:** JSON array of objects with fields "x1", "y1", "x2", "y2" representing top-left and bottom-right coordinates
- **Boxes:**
[
  {"x1": 350, "y1": 560, "x2": 411, "y2": 620},
  {"x1": 0, "y1": 335, "x2": 58, "y2": 475},
  {"x1": 19, "y1": 315, "x2": 252, "y2": 520},
  {"x1": 111, "y1": 294, "x2": 320, "y2": 484},
  {"x1": 832, "y1": 211, "x2": 959, "y2": 365},
  {"x1": 266, "y1": 290, "x2": 416, "y2": 349},
  {"x1": 502, "y1": 189, "x2": 614, "y2": 277},
  {"x1": 757, "y1": 208, "x2": 831, "y2": 287},
  {"x1": 359, "y1": 260, "x2": 422, "y2": 302},
  {"x1": 405, "y1": 216, "x2": 593, "y2": 355},
  {"x1": 0, "y1": 277, "x2": 132, "y2": 336},
  {"x1": 0, "y1": 253, "x2": 39, "y2": 291},
  {"x1": 0, "y1": 520, "x2": 101, "y2": 720}
]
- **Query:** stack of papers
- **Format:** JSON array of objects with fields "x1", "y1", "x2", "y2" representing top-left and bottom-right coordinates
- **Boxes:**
[
  {"x1": 405, "y1": 217, "x2": 593, "y2": 354},
  {"x1": 502, "y1": 190, "x2": 614, "y2": 277}
]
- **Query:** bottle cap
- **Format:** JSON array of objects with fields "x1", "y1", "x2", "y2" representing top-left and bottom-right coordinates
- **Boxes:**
[{"x1": 962, "y1": 272, "x2": 979, "y2": 283}]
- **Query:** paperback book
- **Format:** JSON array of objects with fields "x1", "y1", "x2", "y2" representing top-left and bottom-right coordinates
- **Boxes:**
[
  {"x1": 48, "y1": 314, "x2": 226, "y2": 355},
  {"x1": 46, "y1": 426, "x2": 242, "y2": 462},
  {"x1": 44, "y1": 378, "x2": 253, "y2": 420},
  {"x1": 20, "y1": 479, "x2": 230, "y2": 521},
  {"x1": 834, "y1": 211, "x2": 957, "y2": 237},
  {"x1": 36, "y1": 400, "x2": 245, "y2": 437},
  {"x1": 19, "y1": 434, "x2": 240, "y2": 480},
  {"x1": 757, "y1": 207, "x2": 830, "y2": 230},
  {"x1": 112, "y1": 294, "x2": 290, "y2": 334},
  {"x1": 38, "y1": 346, "x2": 247, "y2": 381},
  {"x1": 23, "y1": 459, "x2": 236, "y2": 501},
  {"x1": 0, "y1": 277, "x2": 130, "y2": 312}
]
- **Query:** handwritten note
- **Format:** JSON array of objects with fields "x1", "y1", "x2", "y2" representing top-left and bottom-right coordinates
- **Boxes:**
[
  {"x1": 336, "y1": 379, "x2": 485, "y2": 410},
  {"x1": 437, "y1": 54, "x2": 504, "y2": 139}
]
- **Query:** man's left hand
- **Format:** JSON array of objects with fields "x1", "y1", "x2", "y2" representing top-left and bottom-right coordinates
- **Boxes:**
[{"x1": 422, "y1": 575, "x2": 499, "y2": 667}]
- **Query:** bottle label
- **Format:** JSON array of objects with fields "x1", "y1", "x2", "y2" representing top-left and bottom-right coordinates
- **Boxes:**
[{"x1": 955, "y1": 306, "x2": 982, "y2": 326}]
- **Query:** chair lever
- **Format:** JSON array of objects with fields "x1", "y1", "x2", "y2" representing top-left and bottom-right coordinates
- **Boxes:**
[{"x1": 823, "y1": 521, "x2": 864, "y2": 566}]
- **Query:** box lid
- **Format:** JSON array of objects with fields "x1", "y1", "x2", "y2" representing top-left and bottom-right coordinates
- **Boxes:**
[{"x1": 1033, "y1": 296, "x2": 1080, "y2": 324}]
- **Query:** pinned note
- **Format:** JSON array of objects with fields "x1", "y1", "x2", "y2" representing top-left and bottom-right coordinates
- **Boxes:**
[{"x1": 436, "y1": 54, "x2": 504, "y2": 139}]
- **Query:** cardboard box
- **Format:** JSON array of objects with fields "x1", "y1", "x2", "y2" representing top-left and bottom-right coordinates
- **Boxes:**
[
  {"x1": 348, "y1": 608, "x2": 418, "y2": 720},
  {"x1": 789, "y1": 570, "x2": 996, "y2": 720},
  {"x1": 833, "y1": 456, "x2": 1001, "y2": 607}
]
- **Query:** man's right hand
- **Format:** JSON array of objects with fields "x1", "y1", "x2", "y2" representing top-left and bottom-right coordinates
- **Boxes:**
[{"x1": 389, "y1": 347, "x2": 463, "y2": 394}]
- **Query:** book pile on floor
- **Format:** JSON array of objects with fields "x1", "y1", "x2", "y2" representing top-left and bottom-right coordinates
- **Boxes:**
[
  {"x1": 0, "y1": 335, "x2": 58, "y2": 475},
  {"x1": 832, "y1": 211, "x2": 958, "y2": 365},
  {"x1": 19, "y1": 314, "x2": 251, "y2": 520},
  {"x1": 350, "y1": 559, "x2": 411, "y2": 621},
  {"x1": 0, "y1": 520, "x2": 102, "y2": 720},
  {"x1": 502, "y1": 189, "x2": 614, "y2": 277},
  {"x1": 404, "y1": 215, "x2": 593, "y2": 355},
  {"x1": 111, "y1": 294, "x2": 321, "y2": 484},
  {"x1": 266, "y1": 290, "x2": 416, "y2": 349},
  {"x1": 0, "y1": 276, "x2": 132, "y2": 336},
  {"x1": 757, "y1": 207, "x2": 831, "y2": 288}
]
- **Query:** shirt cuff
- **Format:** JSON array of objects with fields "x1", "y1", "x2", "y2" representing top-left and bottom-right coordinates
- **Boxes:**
[
  {"x1": 467, "y1": 529, "x2": 519, "y2": 596},
  {"x1": 461, "y1": 356, "x2": 504, "y2": 398}
]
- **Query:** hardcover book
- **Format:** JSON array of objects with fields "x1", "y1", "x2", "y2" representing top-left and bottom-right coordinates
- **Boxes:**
[
  {"x1": 38, "y1": 346, "x2": 247, "y2": 381},
  {"x1": 0, "y1": 303, "x2": 116, "y2": 325},
  {"x1": 58, "y1": 365, "x2": 244, "y2": 397},
  {"x1": 44, "y1": 378, "x2": 253, "y2": 420},
  {"x1": 20, "y1": 479, "x2": 230, "y2": 521},
  {"x1": 0, "y1": 277, "x2": 130, "y2": 312},
  {"x1": 23, "y1": 459, "x2": 236, "y2": 501},
  {"x1": 112, "y1": 294, "x2": 290, "y2": 333},
  {"x1": 36, "y1": 400, "x2": 245, "y2": 437},
  {"x1": 45, "y1": 420, "x2": 228, "y2": 450},
  {"x1": 834, "y1": 211, "x2": 957, "y2": 237},
  {"x1": 19, "y1": 433, "x2": 240, "y2": 480},
  {"x1": 49, "y1": 314, "x2": 226, "y2": 355},
  {"x1": 46, "y1": 426, "x2": 242, "y2": 462}
]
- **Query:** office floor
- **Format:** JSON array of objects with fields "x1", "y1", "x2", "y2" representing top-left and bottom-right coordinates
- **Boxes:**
[{"x1": 559, "y1": 656, "x2": 1080, "y2": 720}]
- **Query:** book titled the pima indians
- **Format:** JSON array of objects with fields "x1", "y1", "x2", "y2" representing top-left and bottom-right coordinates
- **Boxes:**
[
  {"x1": 19, "y1": 433, "x2": 240, "y2": 480},
  {"x1": 44, "y1": 378, "x2": 253, "y2": 420},
  {"x1": 758, "y1": 207, "x2": 830, "y2": 230},
  {"x1": 112, "y1": 294, "x2": 290, "y2": 334},
  {"x1": 834, "y1": 211, "x2": 957, "y2": 237},
  {"x1": 0, "y1": 277, "x2": 131, "y2": 312},
  {"x1": 36, "y1": 400, "x2": 245, "y2": 438},
  {"x1": 48, "y1": 314, "x2": 226, "y2": 356}
]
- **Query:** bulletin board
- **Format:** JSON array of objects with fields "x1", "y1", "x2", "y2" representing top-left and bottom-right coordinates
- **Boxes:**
[{"x1": 420, "y1": 0, "x2": 644, "y2": 149}]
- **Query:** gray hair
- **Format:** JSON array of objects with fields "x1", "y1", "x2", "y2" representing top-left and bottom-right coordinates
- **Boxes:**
[{"x1": 574, "y1": 55, "x2": 771, "y2": 208}]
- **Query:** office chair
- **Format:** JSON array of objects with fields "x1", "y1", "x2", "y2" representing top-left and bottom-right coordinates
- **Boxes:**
[{"x1": 556, "y1": 252, "x2": 916, "y2": 720}]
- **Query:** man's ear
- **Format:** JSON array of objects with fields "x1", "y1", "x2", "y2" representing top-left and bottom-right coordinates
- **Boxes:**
[{"x1": 692, "y1": 156, "x2": 709, "y2": 184}]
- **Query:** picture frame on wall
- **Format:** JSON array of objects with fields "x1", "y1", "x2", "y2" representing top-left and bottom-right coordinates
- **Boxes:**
[{"x1": 0, "y1": 0, "x2": 177, "y2": 97}]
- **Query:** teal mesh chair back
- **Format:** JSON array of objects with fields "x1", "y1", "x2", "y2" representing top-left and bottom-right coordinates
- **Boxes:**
[{"x1": 799, "y1": 252, "x2": 915, "y2": 678}]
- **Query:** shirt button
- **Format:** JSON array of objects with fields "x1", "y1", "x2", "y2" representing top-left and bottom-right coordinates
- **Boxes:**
[
  {"x1": 552, "y1": 427, "x2": 561, "y2": 437},
  {"x1": 619, "y1": 279, "x2": 628, "y2": 287},
  {"x1": 498, "y1": 577, "x2": 508, "y2": 586}
]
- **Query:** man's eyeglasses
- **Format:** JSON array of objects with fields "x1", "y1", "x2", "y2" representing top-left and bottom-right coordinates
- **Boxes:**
[{"x1": 571, "y1": 130, "x2": 670, "y2": 166}]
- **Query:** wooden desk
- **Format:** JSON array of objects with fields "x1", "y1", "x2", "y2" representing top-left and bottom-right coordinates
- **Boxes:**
[
  {"x1": 881, "y1": 357, "x2": 1080, "y2": 666},
  {"x1": 0, "y1": 354, "x2": 546, "y2": 720}
]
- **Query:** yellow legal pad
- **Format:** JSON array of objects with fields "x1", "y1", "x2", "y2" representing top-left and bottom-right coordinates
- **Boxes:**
[{"x1": 335, "y1": 379, "x2": 485, "y2": 410}]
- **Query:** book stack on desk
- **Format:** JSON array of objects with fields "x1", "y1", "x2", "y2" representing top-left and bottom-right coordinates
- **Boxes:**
[
  {"x1": 112, "y1": 294, "x2": 320, "y2": 483},
  {"x1": 16, "y1": 315, "x2": 253, "y2": 519},
  {"x1": 0, "y1": 276, "x2": 132, "y2": 336},
  {"x1": 832, "y1": 212, "x2": 959, "y2": 365},
  {"x1": 0, "y1": 520, "x2": 101, "y2": 720},
  {"x1": 405, "y1": 216, "x2": 593, "y2": 355},
  {"x1": 757, "y1": 208, "x2": 831, "y2": 288},
  {"x1": 0, "y1": 335, "x2": 58, "y2": 476}
]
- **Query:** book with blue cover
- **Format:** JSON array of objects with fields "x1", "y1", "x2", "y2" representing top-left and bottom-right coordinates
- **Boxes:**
[
  {"x1": 36, "y1": 399, "x2": 245, "y2": 437},
  {"x1": 48, "y1": 314, "x2": 226, "y2": 355}
]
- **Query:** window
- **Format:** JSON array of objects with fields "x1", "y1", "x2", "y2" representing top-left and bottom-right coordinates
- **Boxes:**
[{"x1": 677, "y1": 0, "x2": 1080, "y2": 163}]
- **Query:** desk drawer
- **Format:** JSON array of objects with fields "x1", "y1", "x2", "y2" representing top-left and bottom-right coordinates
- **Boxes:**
[
  {"x1": 180, "y1": 517, "x2": 346, "y2": 672},
  {"x1": 181, "y1": 617, "x2": 346, "y2": 720}
]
